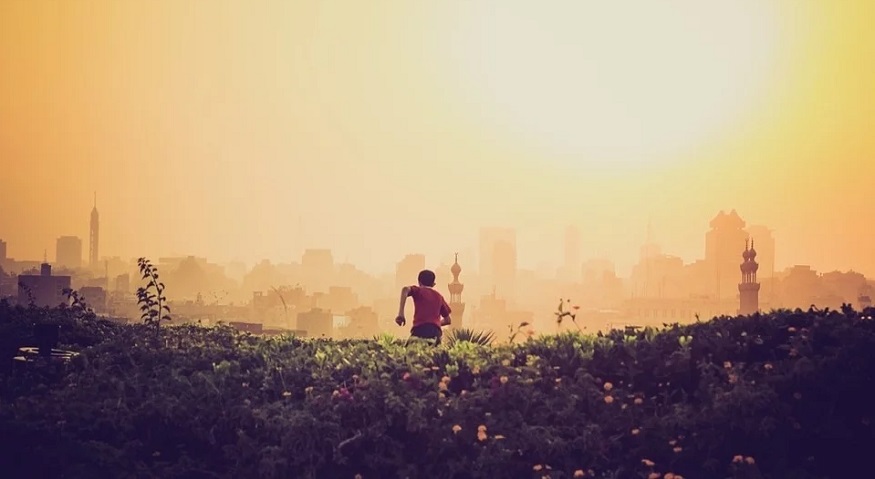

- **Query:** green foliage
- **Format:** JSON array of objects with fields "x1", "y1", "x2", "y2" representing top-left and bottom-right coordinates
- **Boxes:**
[
  {"x1": 135, "y1": 257, "x2": 171, "y2": 334},
  {"x1": 17, "y1": 280, "x2": 36, "y2": 307},
  {"x1": 63, "y1": 288, "x2": 97, "y2": 322},
  {"x1": 0, "y1": 305, "x2": 873, "y2": 479},
  {"x1": 447, "y1": 327, "x2": 496, "y2": 347}
]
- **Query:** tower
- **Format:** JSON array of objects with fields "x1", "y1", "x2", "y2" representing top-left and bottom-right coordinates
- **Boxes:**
[
  {"x1": 447, "y1": 253, "x2": 466, "y2": 329},
  {"x1": 738, "y1": 238, "x2": 761, "y2": 315},
  {"x1": 89, "y1": 193, "x2": 99, "y2": 268}
]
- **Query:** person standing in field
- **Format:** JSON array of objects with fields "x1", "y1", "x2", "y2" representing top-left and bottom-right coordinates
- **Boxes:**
[{"x1": 396, "y1": 269, "x2": 452, "y2": 345}]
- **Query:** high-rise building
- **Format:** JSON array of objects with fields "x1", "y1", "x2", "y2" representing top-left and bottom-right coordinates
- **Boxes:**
[
  {"x1": 479, "y1": 227, "x2": 515, "y2": 275},
  {"x1": 705, "y1": 210, "x2": 748, "y2": 300},
  {"x1": 56, "y1": 236, "x2": 83, "y2": 269},
  {"x1": 0, "y1": 239, "x2": 7, "y2": 268},
  {"x1": 447, "y1": 253, "x2": 466, "y2": 329},
  {"x1": 738, "y1": 239, "x2": 761, "y2": 315},
  {"x1": 301, "y1": 249, "x2": 334, "y2": 292},
  {"x1": 479, "y1": 227, "x2": 517, "y2": 299},
  {"x1": 395, "y1": 254, "x2": 426, "y2": 290},
  {"x1": 582, "y1": 258, "x2": 615, "y2": 284},
  {"x1": 89, "y1": 193, "x2": 100, "y2": 267},
  {"x1": 492, "y1": 239, "x2": 517, "y2": 299}
]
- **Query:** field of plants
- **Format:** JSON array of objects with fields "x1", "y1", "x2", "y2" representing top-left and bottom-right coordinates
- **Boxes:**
[{"x1": 0, "y1": 298, "x2": 873, "y2": 479}]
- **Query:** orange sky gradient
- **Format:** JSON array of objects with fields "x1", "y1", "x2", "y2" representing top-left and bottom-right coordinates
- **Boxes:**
[{"x1": 1, "y1": 0, "x2": 873, "y2": 276}]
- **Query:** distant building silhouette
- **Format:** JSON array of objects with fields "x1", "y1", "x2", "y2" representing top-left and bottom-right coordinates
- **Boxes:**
[
  {"x1": 640, "y1": 222, "x2": 662, "y2": 260},
  {"x1": 395, "y1": 254, "x2": 425, "y2": 291},
  {"x1": 79, "y1": 286, "x2": 107, "y2": 314},
  {"x1": 447, "y1": 253, "x2": 466, "y2": 329},
  {"x1": 479, "y1": 227, "x2": 517, "y2": 300},
  {"x1": 301, "y1": 249, "x2": 334, "y2": 293},
  {"x1": 56, "y1": 236, "x2": 83, "y2": 269},
  {"x1": 316, "y1": 286, "x2": 359, "y2": 313},
  {"x1": 89, "y1": 193, "x2": 99, "y2": 267},
  {"x1": 296, "y1": 308, "x2": 333, "y2": 338},
  {"x1": 0, "y1": 239, "x2": 7, "y2": 267},
  {"x1": 631, "y1": 253, "x2": 684, "y2": 299},
  {"x1": 17, "y1": 262, "x2": 71, "y2": 308},
  {"x1": 115, "y1": 274, "x2": 130, "y2": 293},
  {"x1": 738, "y1": 239, "x2": 761, "y2": 315},
  {"x1": 706, "y1": 210, "x2": 748, "y2": 300},
  {"x1": 474, "y1": 288, "x2": 532, "y2": 335},
  {"x1": 343, "y1": 306, "x2": 379, "y2": 339},
  {"x1": 559, "y1": 226, "x2": 581, "y2": 281},
  {"x1": 630, "y1": 224, "x2": 685, "y2": 298}
]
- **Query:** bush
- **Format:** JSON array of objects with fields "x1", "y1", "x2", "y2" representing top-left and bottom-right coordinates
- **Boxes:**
[{"x1": 0, "y1": 302, "x2": 873, "y2": 479}]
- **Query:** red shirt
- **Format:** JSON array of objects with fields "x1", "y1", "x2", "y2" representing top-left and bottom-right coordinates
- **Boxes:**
[{"x1": 408, "y1": 285, "x2": 451, "y2": 328}]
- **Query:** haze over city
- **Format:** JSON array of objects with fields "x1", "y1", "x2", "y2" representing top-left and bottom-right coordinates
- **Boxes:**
[{"x1": 2, "y1": 0, "x2": 874, "y2": 279}]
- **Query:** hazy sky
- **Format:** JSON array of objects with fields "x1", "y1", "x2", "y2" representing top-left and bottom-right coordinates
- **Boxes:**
[{"x1": 1, "y1": 0, "x2": 873, "y2": 276}]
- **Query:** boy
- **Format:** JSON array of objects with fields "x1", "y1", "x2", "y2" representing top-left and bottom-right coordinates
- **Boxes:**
[{"x1": 396, "y1": 269, "x2": 452, "y2": 345}]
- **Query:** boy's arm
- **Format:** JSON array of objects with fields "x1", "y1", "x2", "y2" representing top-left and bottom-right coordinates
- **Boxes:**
[
  {"x1": 396, "y1": 286, "x2": 412, "y2": 325},
  {"x1": 440, "y1": 299, "x2": 452, "y2": 326}
]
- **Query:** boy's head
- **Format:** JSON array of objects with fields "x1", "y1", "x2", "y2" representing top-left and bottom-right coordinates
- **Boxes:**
[{"x1": 417, "y1": 269, "x2": 436, "y2": 287}]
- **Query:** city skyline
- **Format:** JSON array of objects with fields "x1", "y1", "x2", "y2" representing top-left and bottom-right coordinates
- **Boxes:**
[
  {"x1": 0, "y1": 199, "x2": 870, "y2": 280},
  {"x1": 2, "y1": 1, "x2": 874, "y2": 278},
  {"x1": 3, "y1": 197, "x2": 871, "y2": 337},
  {"x1": 0, "y1": 199, "x2": 875, "y2": 284}
]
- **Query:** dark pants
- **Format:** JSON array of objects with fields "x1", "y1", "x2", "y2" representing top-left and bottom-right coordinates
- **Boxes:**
[{"x1": 409, "y1": 323, "x2": 442, "y2": 346}]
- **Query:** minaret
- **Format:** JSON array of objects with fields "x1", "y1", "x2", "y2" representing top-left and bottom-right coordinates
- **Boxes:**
[
  {"x1": 738, "y1": 238, "x2": 761, "y2": 315},
  {"x1": 89, "y1": 192, "x2": 99, "y2": 268},
  {"x1": 447, "y1": 253, "x2": 466, "y2": 329}
]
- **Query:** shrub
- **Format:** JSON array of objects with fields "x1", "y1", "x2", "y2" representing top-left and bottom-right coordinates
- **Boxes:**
[{"x1": 0, "y1": 305, "x2": 872, "y2": 479}]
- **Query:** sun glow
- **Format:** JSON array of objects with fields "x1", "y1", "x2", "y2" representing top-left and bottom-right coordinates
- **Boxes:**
[{"x1": 443, "y1": 0, "x2": 782, "y2": 169}]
